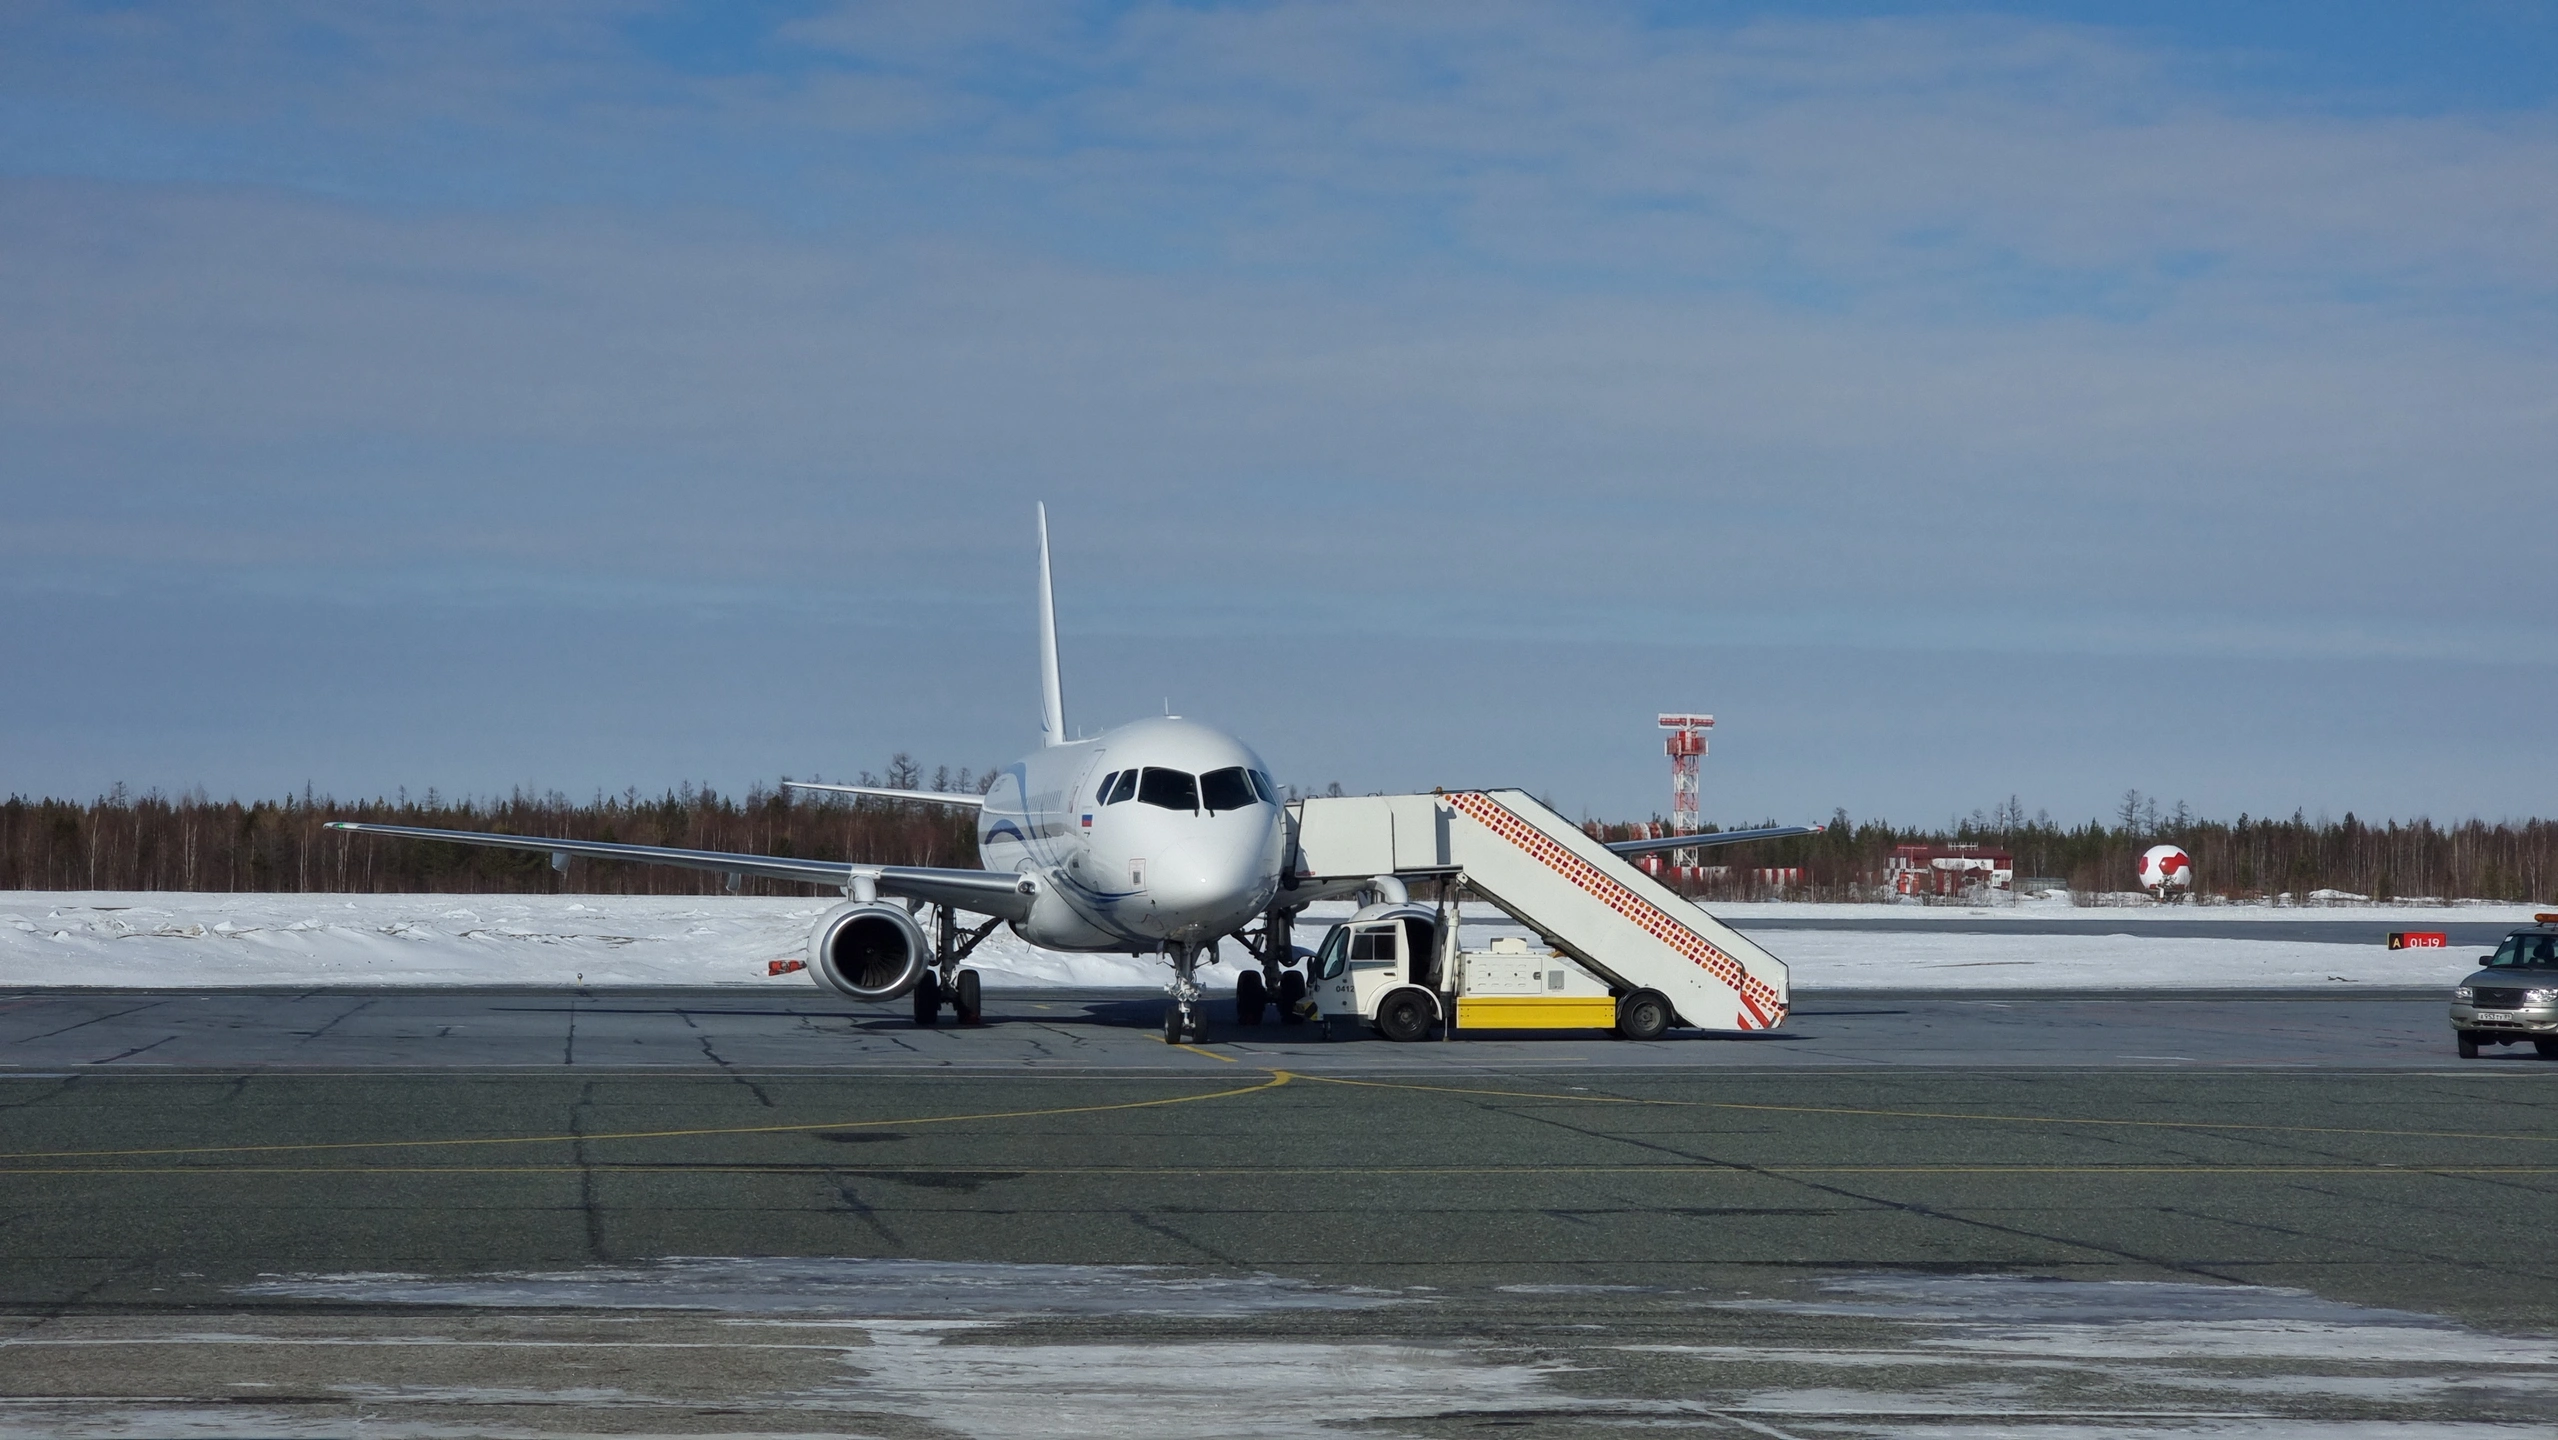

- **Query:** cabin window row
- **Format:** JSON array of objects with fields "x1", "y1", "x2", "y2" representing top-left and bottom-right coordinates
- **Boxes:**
[{"x1": 1092, "y1": 765, "x2": 1278, "y2": 814}]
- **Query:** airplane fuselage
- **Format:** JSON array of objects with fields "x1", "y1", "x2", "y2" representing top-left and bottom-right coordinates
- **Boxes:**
[{"x1": 979, "y1": 716, "x2": 1287, "y2": 953}]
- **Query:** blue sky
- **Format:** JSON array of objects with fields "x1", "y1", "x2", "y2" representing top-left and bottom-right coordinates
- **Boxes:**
[{"x1": 4, "y1": 2, "x2": 2555, "y2": 828}]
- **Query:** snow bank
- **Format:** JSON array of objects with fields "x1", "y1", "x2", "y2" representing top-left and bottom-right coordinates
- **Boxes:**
[
  {"x1": 0, "y1": 892, "x2": 2496, "y2": 992},
  {"x1": 0, "y1": 892, "x2": 1352, "y2": 991},
  {"x1": 1747, "y1": 927, "x2": 2478, "y2": 990},
  {"x1": 1705, "y1": 893, "x2": 2548, "y2": 925}
]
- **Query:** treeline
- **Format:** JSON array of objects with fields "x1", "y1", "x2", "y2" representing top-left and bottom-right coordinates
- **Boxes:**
[
  {"x1": 9, "y1": 774, "x2": 2558, "y2": 905},
  {"x1": 0, "y1": 757, "x2": 987, "y2": 896},
  {"x1": 1595, "y1": 789, "x2": 2558, "y2": 904}
]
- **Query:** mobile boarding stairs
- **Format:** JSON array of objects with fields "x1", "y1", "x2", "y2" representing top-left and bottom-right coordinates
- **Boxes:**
[{"x1": 1286, "y1": 790, "x2": 1790, "y2": 1038}]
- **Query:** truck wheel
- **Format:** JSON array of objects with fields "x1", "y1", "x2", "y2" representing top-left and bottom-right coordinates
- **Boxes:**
[
  {"x1": 1277, "y1": 970, "x2": 1309, "y2": 1024},
  {"x1": 1376, "y1": 988, "x2": 1436, "y2": 1043},
  {"x1": 2536, "y1": 1037, "x2": 2558, "y2": 1060},
  {"x1": 1235, "y1": 970, "x2": 1266, "y2": 1026},
  {"x1": 1617, "y1": 990, "x2": 1672, "y2": 1042},
  {"x1": 953, "y1": 968, "x2": 983, "y2": 1026},
  {"x1": 912, "y1": 971, "x2": 941, "y2": 1028},
  {"x1": 2457, "y1": 1031, "x2": 2480, "y2": 1059}
]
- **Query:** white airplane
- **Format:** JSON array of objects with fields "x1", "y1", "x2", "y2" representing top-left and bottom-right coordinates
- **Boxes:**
[{"x1": 331, "y1": 506, "x2": 1812, "y2": 1042}]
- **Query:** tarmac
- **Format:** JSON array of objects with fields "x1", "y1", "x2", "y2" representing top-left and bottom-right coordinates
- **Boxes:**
[{"x1": 3, "y1": 985, "x2": 2553, "y2": 1437}]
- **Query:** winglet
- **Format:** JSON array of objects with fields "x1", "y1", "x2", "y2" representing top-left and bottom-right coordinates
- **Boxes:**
[{"x1": 1037, "y1": 502, "x2": 1067, "y2": 747}]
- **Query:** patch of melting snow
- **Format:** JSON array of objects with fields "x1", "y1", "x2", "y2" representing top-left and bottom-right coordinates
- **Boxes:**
[
  {"x1": 1714, "y1": 1275, "x2": 2558, "y2": 1366},
  {"x1": 1677, "y1": 1275, "x2": 2558, "y2": 1438},
  {"x1": 1781, "y1": 1425, "x2": 2555, "y2": 1439},
  {"x1": 228, "y1": 1257, "x2": 1570, "y2": 1440},
  {"x1": 237, "y1": 1255, "x2": 1406, "y2": 1318},
  {"x1": 329, "y1": 1385, "x2": 641, "y2": 1406},
  {"x1": 0, "y1": 1409, "x2": 507, "y2": 1439},
  {"x1": 88, "y1": 1267, "x2": 2558, "y2": 1439},
  {"x1": 848, "y1": 1329, "x2": 1570, "y2": 1440}
]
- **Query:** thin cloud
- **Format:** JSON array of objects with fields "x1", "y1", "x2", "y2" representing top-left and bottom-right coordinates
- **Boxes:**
[{"x1": 3, "y1": 2, "x2": 2553, "y2": 814}]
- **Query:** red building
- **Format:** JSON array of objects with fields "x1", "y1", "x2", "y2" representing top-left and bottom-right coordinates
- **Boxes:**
[{"x1": 1888, "y1": 844, "x2": 2014, "y2": 897}]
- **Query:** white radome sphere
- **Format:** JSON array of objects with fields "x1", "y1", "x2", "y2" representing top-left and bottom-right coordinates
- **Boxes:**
[{"x1": 2139, "y1": 844, "x2": 2194, "y2": 894}]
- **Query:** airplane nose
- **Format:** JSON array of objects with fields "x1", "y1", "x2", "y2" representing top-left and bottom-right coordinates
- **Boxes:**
[{"x1": 1148, "y1": 816, "x2": 1276, "y2": 918}]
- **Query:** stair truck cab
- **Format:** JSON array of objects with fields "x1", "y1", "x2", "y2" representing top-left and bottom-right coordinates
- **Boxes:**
[{"x1": 1306, "y1": 902, "x2": 1680, "y2": 1042}]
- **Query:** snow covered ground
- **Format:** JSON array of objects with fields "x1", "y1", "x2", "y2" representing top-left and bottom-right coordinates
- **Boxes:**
[
  {"x1": 1707, "y1": 893, "x2": 2547, "y2": 925},
  {"x1": 0, "y1": 891, "x2": 2514, "y2": 991},
  {"x1": 1756, "y1": 926, "x2": 2479, "y2": 990}
]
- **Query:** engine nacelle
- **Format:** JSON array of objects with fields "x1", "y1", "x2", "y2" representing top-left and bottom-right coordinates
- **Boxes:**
[{"x1": 807, "y1": 902, "x2": 930, "y2": 1002}]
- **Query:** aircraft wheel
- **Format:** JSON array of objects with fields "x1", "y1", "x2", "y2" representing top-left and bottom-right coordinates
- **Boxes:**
[
  {"x1": 1276, "y1": 970, "x2": 1308, "y2": 1024},
  {"x1": 1235, "y1": 970, "x2": 1266, "y2": 1026},
  {"x1": 1617, "y1": 990, "x2": 1673, "y2": 1042},
  {"x1": 1376, "y1": 987, "x2": 1435, "y2": 1043},
  {"x1": 1164, "y1": 1004, "x2": 1185, "y2": 1045},
  {"x1": 912, "y1": 971, "x2": 941, "y2": 1028},
  {"x1": 2457, "y1": 1030, "x2": 2480, "y2": 1059},
  {"x1": 953, "y1": 968, "x2": 983, "y2": 1026}
]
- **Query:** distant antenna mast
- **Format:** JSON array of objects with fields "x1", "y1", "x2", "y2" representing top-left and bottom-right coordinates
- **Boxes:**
[{"x1": 1658, "y1": 712, "x2": 1713, "y2": 871}]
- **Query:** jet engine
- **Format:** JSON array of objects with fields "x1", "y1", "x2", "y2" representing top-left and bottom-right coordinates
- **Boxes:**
[{"x1": 807, "y1": 901, "x2": 930, "y2": 1002}]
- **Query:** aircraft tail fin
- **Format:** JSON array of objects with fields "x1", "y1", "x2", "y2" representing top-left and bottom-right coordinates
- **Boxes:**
[{"x1": 1037, "y1": 503, "x2": 1066, "y2": 747}]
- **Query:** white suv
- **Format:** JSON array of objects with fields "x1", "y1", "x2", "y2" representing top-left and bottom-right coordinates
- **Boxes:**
[{"x1": 2451, "y1": 925, "x2": 2558, "y2": 1059}]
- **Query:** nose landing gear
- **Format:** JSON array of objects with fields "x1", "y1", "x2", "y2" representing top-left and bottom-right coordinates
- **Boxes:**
[{"x1": 1164, "y1": 942, "x2": 1209, "y2": 1044}]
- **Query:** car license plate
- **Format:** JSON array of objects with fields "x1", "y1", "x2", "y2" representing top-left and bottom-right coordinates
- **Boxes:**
[{"x1": 2478, "y1": 1011, "x2": 2515, "y2": 1021}]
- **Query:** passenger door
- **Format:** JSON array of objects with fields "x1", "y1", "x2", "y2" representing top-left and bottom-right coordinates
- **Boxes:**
[
  {"x1": 1311, "y1": 925, "x2": 1353, "y2": 1016},
  {"x1": 1345, "y1": 922, "x2": 1403, "y2": 1015}
]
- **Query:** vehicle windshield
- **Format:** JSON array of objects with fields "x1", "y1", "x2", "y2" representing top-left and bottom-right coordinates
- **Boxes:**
[
  {"x1": 2488, "y1": 933, "x2": 2558, "y2": 968},
  {"x1": 1093, "y1": 771, "x2": 1119, "y2": 806},
  {"x1": 1314, "y1": 925, "x2": 1348, "y2": 979},
  {"x1": 1199, "y1": 766, "x2": 1259, "y2": 814},
  {"x1": 1107, "y1": 769, "x2": 1137, "y2": 804},
  {"x1": 1248, "y1": 769, "x2": 1278, "y2": 803},
  {"x1": 1137, "y1": 767, "x2": 1199, "y2": 812}
]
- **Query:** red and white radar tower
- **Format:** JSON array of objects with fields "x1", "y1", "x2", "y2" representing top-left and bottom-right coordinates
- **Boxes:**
[{"x1": 1659, "y1": 712, "x2": 1713, "y2": 869}]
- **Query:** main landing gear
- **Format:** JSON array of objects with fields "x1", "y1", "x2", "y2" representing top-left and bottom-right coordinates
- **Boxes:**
[
  {"x1": 1233, "y1": 905, "x2": 1307, "y2": 1028},
  {"x1": 912, "y1": 903, "x2": 996, "y2": 1029},
  {"x1": 1234, "y1": 969, "x2": 1307, "y2": 1026},
  {"x1": 912, "y1": 967, "x2": 983, "y2": 1027}
]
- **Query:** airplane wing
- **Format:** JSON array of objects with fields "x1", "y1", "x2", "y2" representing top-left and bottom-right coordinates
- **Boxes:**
[
  {"x1": 323, "y1": 821, "x2": 1034, "y2": 921},
  {"x1": 1603, "y1": 824, "x2": 1822, "y2": 857},
  {"x1": 781, "y1": 781, "x2": 985, "y2": 808}
]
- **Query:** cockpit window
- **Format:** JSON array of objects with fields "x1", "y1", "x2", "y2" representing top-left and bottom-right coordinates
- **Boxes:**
[
  {"x1": 1106, "y1": 770, "x2": 1137, "y2": 805},
  {"x1": 1200, "y1": 767, "x2": 1259, "y2": 813},
  {"x1": 1137, "y1": 767, "x2": 1199, "y2": 812},
  {"x1": 1248, "y1": 769, "x2": 1278, "y2": 803},
  {"x1": 1094, "y1": 771, "x2": 1120, "y2": 806},
  {"x1": 2490, "y1": 934, "x2": 2558, "y2": 968}
]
